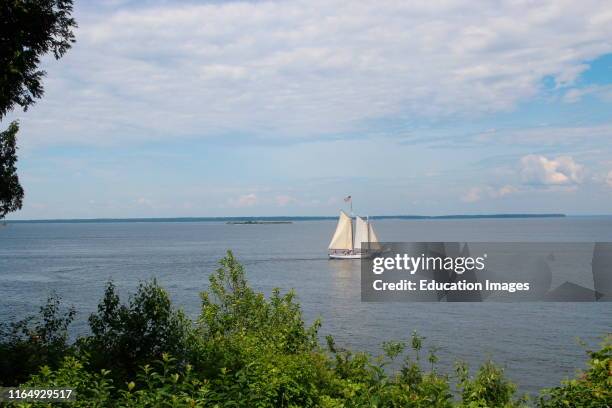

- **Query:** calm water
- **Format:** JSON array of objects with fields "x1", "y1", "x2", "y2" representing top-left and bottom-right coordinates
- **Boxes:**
[{"x1": 1, "y1": 217, "x2": 611, "y2": 395}]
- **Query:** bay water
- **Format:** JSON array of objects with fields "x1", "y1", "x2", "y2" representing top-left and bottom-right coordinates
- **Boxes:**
[{"x1": 1, "y1": 217, "x2": 611, "y2": 395}]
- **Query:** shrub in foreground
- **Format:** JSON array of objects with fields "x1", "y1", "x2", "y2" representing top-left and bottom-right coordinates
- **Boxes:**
[
  {"x1": 0, "y1": 294, "x2": 75, "y2": 386},
  {"x1": 538, "y1": 336, "x2": 611, "y2": 408},
  {"x1": 79, "y1": 280, "x2": 192, "y2": 383}
]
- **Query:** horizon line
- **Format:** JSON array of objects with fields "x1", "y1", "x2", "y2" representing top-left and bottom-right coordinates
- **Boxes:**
[{"x1": 1, "y1": 213, "x2": 586, "y2": 224}]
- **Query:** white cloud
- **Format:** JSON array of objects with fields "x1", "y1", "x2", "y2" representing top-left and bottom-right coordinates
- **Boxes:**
[
  {"x1": 228, "y1": 193, "x2": 258, "y2": 207},
  {"x1": 497, "y1": 184, "x2": 519, "y2": 197},
  {"x1": 136, "y1": 197, "x2": 153, "y2": 207},
  {"x1": 275, "y1": 195, "x2": 297, "y2": 206},
  {"x1": 606, "y1": 171, "x2": 612, "y2": 188},
  {"x1": 327, "y1": 196, "x2": 340, "y2": 205},
  {"x1": 563, "y1": 88, "x2": 592, "y2": 104},
  {"x1": 461, "y1": 184, "x2": 520, "y2": 202},
  {"x1": 461, "y1": 187, "x2": 483, "y2": 203},
  {"x1": 9, "y1": 0, "x2": 612, "y2": 148},
  {"x1": 520, "y1": 155, "x2": 584, "y2": 185},
  {"x1": 468, "y1": 124, "x2": 612, "y2": 147},
  {"x1": 562, "y1": 84, "x2": 612, "y2": 103}
]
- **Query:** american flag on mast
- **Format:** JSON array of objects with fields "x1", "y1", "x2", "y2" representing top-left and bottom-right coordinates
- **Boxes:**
[{"x1": 344, "y1": 195, "x2": 353, "y2": 214}]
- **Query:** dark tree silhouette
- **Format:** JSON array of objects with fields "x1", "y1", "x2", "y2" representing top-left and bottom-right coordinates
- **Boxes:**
[
  {"x1": 0, "y1": 122, "x2": 24, "y2": 219},
  {"x1": 0, "y1": 0, "x2": 77, "y2": 219},
  {"x1": 1, "y1": 0, "x2": 77, "y2": 117}
]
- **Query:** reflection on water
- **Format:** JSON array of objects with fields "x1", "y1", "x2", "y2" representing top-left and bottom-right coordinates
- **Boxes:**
[{"x1": 329, "y1": 258, "x2": 359, "y2": 294}]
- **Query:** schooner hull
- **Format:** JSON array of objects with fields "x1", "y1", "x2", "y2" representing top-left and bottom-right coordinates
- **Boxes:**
[{"x1": 329, "y1": 252, "x2": 371, "y2": 259}]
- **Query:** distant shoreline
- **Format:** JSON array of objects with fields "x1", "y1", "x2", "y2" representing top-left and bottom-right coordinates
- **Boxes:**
[
  {"x1": 226, "y1": 220, "x2": 293, "y2": 225},
  {"x1": 4, "y1": 213, "x2": 568, "y2": 224}
]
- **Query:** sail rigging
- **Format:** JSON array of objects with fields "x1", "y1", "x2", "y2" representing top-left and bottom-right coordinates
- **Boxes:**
[
  {"x1": 354, "y1": 216, "x2": 369, "y2": 251},
  {"x1": 328, "y1": 211, "x2": 353, "y2": 250},
  {"x1": 367, "y1": 222, "x2": 379, "y2": 249}
]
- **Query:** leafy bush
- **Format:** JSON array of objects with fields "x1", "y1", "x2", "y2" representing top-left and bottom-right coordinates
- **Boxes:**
[
  {"x1": 24, "y1": 356, "x2": 114, "y2": 407},
  {"x1": 0, "y1": 294, "x2": 75, "y2": 385},
  {"x1": 78, "y1": 280, "x2": 192, "y2": 383},
  {"x1": 2, "y1": 250, "x2": 610, "y2": 407},
  {"x1": 538, "y1": 336, "x2": 611, "y2": 408},
  {"x1": 456, "y1": 360, "x2": 525, "y2": 407}
]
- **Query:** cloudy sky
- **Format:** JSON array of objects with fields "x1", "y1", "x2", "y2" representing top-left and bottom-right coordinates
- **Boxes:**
[{"x1": 5, "y1": 0, "x2": 612, "y2": 219}]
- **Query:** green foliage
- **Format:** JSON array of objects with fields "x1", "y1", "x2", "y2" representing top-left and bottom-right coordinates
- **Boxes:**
[
  {"x1": 190, "y1": 250, "x2": 324, "y2": 406},
  {"x1": 23, "y1": 356, "x2": 114, "y2": 407},
  {"x1": 2, "y1": 251, "x2": 610, "y2": 407},
  {"x1": 1, "y1": 0, "x2": 77, "y2": 219},
  {"x1": 456, "y1": 360, "x2": 525, "y2": 407},
  {"x1": 0, "y1": 0, "x2": 77, "y2": 118},
  {"x1": 538, "y1": 336, "x2": 612, "y2": 408},
  {"x1": 79, "y1": 280, "x2": 192, "y2": 383},
  {"x1": 411, "y1": 330, "x2": 424, "y2": 361},
  {"x1": 0, "y1": 293, "x2": 75, "y2": 385},
  {"x1": 198, "y1": 250, "x2": 319, "y2": 350},
  {"x1": 0, "y1": 121, "x2": 24, "y2": 219}
]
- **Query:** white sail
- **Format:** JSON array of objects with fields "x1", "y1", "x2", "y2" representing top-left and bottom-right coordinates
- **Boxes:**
[
  {"x1": 354, "y1": 216, "x2": 369, "y2": 250},
  {"x1": 368, "y1": 222, "x2": 381, "y2": 250},
  {"x1": 328, "y1": 211, "x2": 353, "y2": 250},
  {"x1": 368, "y1": 223, "x2": 379, "y2": 243}
]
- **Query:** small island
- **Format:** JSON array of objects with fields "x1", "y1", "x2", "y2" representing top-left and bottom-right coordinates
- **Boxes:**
[{"x1": 226, "y1": 220, "x2": 293, "y2": 225}]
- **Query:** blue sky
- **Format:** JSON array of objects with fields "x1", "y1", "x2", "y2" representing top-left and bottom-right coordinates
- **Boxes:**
[{"x1": 5, "y1": 0, "x2": 612, "y2": 219}]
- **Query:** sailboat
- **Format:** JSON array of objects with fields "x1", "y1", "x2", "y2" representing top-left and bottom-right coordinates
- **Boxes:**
[{"x1": 328, "y1": 211, "x2": 380, "y2": 259}]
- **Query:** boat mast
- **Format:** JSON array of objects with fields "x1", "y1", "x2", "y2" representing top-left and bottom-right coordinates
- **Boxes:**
[
  {"x1": 366, "y1": 216, "x2": 370, "y2": 250},
  {"x1": 350, "y1": 199, "x2": 354, "y2": 250}
]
